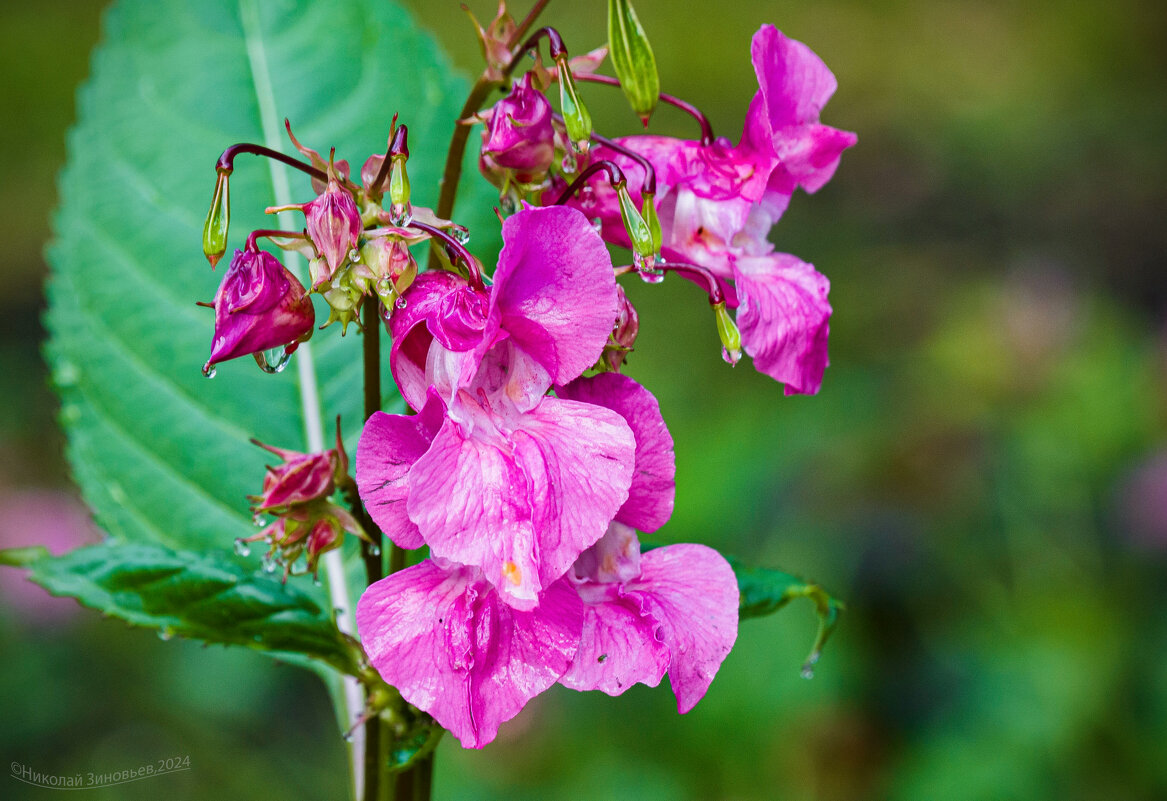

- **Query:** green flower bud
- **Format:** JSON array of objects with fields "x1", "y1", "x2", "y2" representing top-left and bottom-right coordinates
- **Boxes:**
[
  {"x1": 556, "y1": 57, "x2": 593, "y2": 153},
  {"x1": 641, "y1": 191, "x2": 663, "y2": 256},
  {"x1": 607, "y1": 0, "x2": 660, "y2": 124},
  {"x1": 616, "y1": 182, "x2": 655, "y2": 264},
  {"x1": 202, "y1": 168, "x2": 231, "y2": 267},
  {"x1": 712, "y1": 301, "x2": 742, "y2": 365}
]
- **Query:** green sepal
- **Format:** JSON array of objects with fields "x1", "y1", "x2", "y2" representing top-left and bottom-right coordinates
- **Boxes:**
[
  {"x1": 617, "y1": 183, "x2": 655, "y2": 259},
  {"x1": 607, "y1": 0, "x2": 660, "y2": 123},
  {"x1": 557, "y1": 58, "x2": 593, "y2": 152}
]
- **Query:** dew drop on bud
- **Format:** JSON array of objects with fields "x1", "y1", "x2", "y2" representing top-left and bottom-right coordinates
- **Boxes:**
[
  {"x1": 451, "y1": 226, "x2": 470, "y2": 245},
  {"x1": 262, "y1": 554, "x2": 279, "y2": 573},
  {"x1": 158, "y1": 628, "x2": 174, "y2": 642},
  {"x1": 256, "y1": 347, "x2": 293, "y2": 374},
  {"x1": 349, "y1": 247, "x2": 361, "y2": 263},
  {"x1": 394, "y1": 296, "x2": 407, "y2": 310},
  {"x1": 499, "y1": 193, "x2": 519, "y2": 216},
  {"x1": 234, "y1": 539, "x2": 251, "y2": 557},
  {"x1": 634, "y1": 252, "x2": 665, "y2": 283},
  {"x1": 313, "y1": 577, "x2": 323, "y2": 588},
  {"x1": 721, "y1": 346, "x2": 741, "y2": 366},
  {"x1": 202, "y1": 364, "x2": 217, "y2": 379}
]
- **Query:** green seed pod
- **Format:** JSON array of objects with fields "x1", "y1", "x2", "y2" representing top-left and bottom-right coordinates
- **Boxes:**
[
  {"x1": 202, "y1": 169, "x2": 231, "y2": 267},
  {"x1": 712, "y1": 302, "x2": 742, "y2": 365},
  {"x1": 616, "y1": 182, "x2": 655, "y2": 260},
  {"x1": 556, "y1": 57, "x2": 593, "y2": 153},
  {"x1": 607, "y1": 0, "x2": 660, "y2": 124},
  {"x1": 640, "y1": 191, "x2": 663, "y2": 256}
]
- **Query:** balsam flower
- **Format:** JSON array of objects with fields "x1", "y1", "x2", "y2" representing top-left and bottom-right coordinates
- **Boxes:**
[
  {"x1": 480, "y1": 72, "x2": 556, "y2": 183},
  {"x1": 203, "y1": 247, "x2": 314, "y2": 375},
  {"x1": 356, "y1": 558, "x2": 583, "y2": 749},
  {"x1": 358, "y1": 206, "x2": 637, "y2": 609},
  {"x1": 567, "y1": 26, "x2": 853, "y2": 395},
  {"x1": 554, "y1": 372, "x2": 738, "y2": 710}
]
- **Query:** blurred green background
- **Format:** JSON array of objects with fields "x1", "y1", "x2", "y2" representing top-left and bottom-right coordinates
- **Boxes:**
[{"x1": 3, "y1": 0, "x2": 1167, "y2": 799}]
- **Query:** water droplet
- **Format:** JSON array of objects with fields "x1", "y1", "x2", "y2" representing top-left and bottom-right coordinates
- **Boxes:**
[
  {"x1": 369, "y1": 544, "x2": 381, "y2": 557},
  {"x1": 255, "y1": 347, "x2": 293, "y2": 374},
  {"x1": 800, "y1": 653, "x2": 820, "y2": 680},
  {"x1": 451, "y1": 226, "x2": 470, "y2": 245},
  {"x1": 202, "y1": 364, "x2": 217, "y2": 379},
  {"x1": 637, "y1": 269, "x2": 665, "y2": 285},
  {"x1": 633, "y1": 252, "x2": 665, "y2": 283},
  {"x1": 499, "y1": 193, "x2": 519, "y2": 216},
  {"x1": 389, "y1": 204, "x2": 412, "y2": 227},
  {"x1": 233, "y1": 539, "x2": 251, "y2": 557},
  {"x1": 590, "y1": 217, "x2": 602, "y2": 233},
  {"x1": 252, "y1": 514, "x2": 266, "y2": 527},
  {"x1": 721, "y1": 346, "x2": 741, "y2": 366},
  {"x1": 561, "y1": 151, "x2": 578, "y2": 173},
  {"x1": 158, "y1": 628, "x2": 174, "y2": 642},
  {"x1": 313, "y1": 577, "x2": 323, "y2": 587},
  {"x1": 342, "y1": 731, "x2": 355, "y2": 743},
  {"x1": 394, "y1": 296, "x2": 407, "y2": 310},
  {"x1": 348, "y1": 247, "x2": 361, "y2": 263},
  {"x1": 262, "y1": 553, "x2": 279, "y2": 573}
]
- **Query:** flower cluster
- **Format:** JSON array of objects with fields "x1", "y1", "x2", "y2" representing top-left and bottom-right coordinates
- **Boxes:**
[
  {"x1": 355, "y1": 206, "x2": 738, "y2": 747},
  {"x1": 198, "y1": 8, "x2": 852, "y2": 754}
]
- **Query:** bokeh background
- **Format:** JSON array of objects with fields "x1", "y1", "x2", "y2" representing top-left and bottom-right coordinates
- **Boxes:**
[{"x1": 3, "y1": 0, "x2": 1167, "y2": 798}]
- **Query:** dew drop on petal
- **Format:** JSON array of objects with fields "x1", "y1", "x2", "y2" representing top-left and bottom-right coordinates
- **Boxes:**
[
  {"x1": 394, "y1": 296, "x2": 407, "y2": 310},
  {"x1": 349, "y1": 247, "x2": 361, "y2": 263},
  {"x1": 234, "y1": 539, "x2": 251, "y2": 557},
  {"x1": 202, "y1": 364, "x2": 217, "y2": 379}
]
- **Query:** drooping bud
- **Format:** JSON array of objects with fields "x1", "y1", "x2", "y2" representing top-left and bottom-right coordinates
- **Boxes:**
[
  {"x1": 248, "y1": 435, "x2": 345, "y2": 514},
  {"x1": 712, "y1": 301, "x2": 742, "y2": 365},
  {"x1": 555, "y1": 56, "x2": 593, "y2": 154},
  {"x1": 304, "y1": 165, "x2": 362, "y2": 277},
  {"x1": 202, "y1": 248, "x2": 315, "y2": 376},
  {"x1": 465, "y1": 0, "x2": 517, "y2": 82},
  {"x1": 603, "y1": 284, "x2": 640, "y2": 371},
  {"x1": 607, "y1": 0, "x2": 660, "y2": 124},
  {"x1": 482, "y1": 73, "x2": 555, "y2": 180},
  {"x1": 360, "y1": 236, "x2": 417, "y2": 307},
  {"x1": 202, "y1": 168, "x2": 231, "y2": 267},
  {"x1": 615, "y1": 181, "x2": 656, "y2": 272}
]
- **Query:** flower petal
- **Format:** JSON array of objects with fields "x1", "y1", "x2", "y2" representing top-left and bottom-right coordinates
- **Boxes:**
[
  {"x1": 489, "y1": 206, "x2": 618, "y2": 385},
  {"x1": 387, "y1": 270, "x2": 471, "y2": 411},
  {"x1": 407, "y1": 396, "x2": 635, "y2": 608},
  {"x1": 355, "y1": 389, "x2": 446, "y2": 549},
  {"x1": 356, "y1": 560, "x2": 583, "y2": 749},
  {"x1": 751, "y1": 25, "x2": 838, "y2": 130},
  {"x1": 557, "y1": 374, "x2": 675, "y2": 532},
  {"x1": 630, "y1": 544, "x2": 739, "y2": 713},
  {"x1": 733, "y1": 253, "x2": 832, "y2": 395},
  {"x1": 558, "y1": 582, "x2": 668, "y2": 696}
]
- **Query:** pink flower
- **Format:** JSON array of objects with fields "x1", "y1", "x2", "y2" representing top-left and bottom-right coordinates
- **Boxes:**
[
  {"x1": 358, "y1": 206, "x2": 637, "y2": 609},
  {"x1": 565, "y1": 26, "x2": 852, "y2": 395},
  {"x1": 559, "y1": 523, "x2": 740, "y2": 712},
  {"x1": 356, "y1": 558, "x2": 583, "y2": 748},
  {"x1": 203, "y1": 248, "x2": 314, "y2": 374},
  {"x1": 480, "y1": 72, "x2": 556, "y2": 181}
]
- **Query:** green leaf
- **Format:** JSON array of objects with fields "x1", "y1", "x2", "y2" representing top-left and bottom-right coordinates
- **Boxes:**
[
  {"x1": 23, "y1": 543, "x2": 361, "y2": 675},
  {"x1": 730, "y1": 557, "x2": 845, "y2": 677},
  {"x1": 44, "y1": 0, "x2": 496, "y2": 558}
]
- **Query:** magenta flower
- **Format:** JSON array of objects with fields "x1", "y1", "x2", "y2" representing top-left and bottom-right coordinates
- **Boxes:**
[
  {"x1": 203, "y1": 248, "x2": 315, "y2": 374},
  {"x1": 356, "y1": 558, "x2": 584, "y2": 748},
  {"x1": 565, "y1": 26, "x2": 852, "y2": 395},
  {"x1": 358, "y1": 206, "x2": 637, "y2": 608},
  {"x1": 560, "y1": 523, "x2": 739, "y2": 711},
  {"x1": 481, "y1": 72, "x2": 556, "y2": 181}
]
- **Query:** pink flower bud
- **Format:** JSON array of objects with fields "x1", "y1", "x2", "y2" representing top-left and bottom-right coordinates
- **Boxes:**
[
  {"x1": 481, "y1": 73, "x2": 555, "y2": 180},
  {"x1": 603, "y1": 284, "x2": 640, "y2": 371},
  {"x1": 203, "y1": 248, "x2": 314, "y2": 374},
  {"x1": 304, "y1": 178, "x2": 362, "y2": 277},
  {"x1": 249, "y1": 450, "x2": 335, "y2": 513}
]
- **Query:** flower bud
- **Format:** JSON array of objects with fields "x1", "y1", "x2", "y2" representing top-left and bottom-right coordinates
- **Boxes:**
[
  {"x1": 304, "y1": 174, "x2": 362, "y2": 276},
  {"x1": 482, "y1": 73, "x2": 555, "y2": 180},
  {"x1": 555, "y1": 56, "x2": 593, "y2": 154},
  {"x1": 203, "y1": 248, "x2": 315, "y2": 375},
  {"x1": 712, "y1": 301, "x2": 742, "y2": 365},
  {"x1": 607, "y1": 0, "x2": 660, "y2": 124},
  {"x1": 640, "y1": 191, "x2": 663, "y2": 257},
  {"x1": 603, "y1": 284, "x2": 639, "y2": 371},
  {"x1": 615, "y1": 182, "x2": 655, "y2": 270},
  {"x1": 202, "y1": 169, "x2": 231, "y2": 267},
  {"x1": 321, "y1": 269, "x2": 365, "y2": 334},
  {"x1": 249, "y1": 448, "x2": 336, "y2": 513},
  {"x1": 387, "y1": 155, "x2": 412, "y2": 226},
  {"x1": 360, "y1": 237, "x2": 417, "y2": 307}
]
